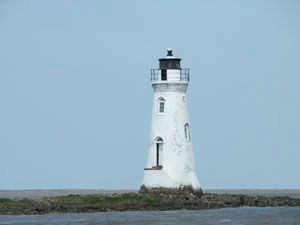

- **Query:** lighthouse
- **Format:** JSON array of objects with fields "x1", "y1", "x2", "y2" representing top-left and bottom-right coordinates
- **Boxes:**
[{"x1": 141, "y1": 49, "x2": 200, "y2": 190}]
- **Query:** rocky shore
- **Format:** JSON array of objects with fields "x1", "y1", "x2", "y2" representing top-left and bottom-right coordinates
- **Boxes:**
[{"x1": 1, "y1": 192, "x2": 300, "y2": 215}]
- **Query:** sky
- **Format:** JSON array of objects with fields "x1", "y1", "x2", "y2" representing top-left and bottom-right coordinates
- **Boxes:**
[{"x1": 0, "y1": 0, "x2": 299, "y2": 190}]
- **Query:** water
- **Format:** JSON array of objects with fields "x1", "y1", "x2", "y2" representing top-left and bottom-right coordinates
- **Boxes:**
[{"x1": 1, "y1": 207, "x2": 300, "y2": 225}]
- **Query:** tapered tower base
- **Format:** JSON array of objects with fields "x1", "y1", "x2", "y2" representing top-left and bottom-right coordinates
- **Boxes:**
[{"x1": 142, "y1": 169, "x2": 200, "y2": 189}]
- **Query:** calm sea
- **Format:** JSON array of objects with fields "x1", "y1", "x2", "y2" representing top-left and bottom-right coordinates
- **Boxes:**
[{"x1": 1, "y1": 207, "x2": 300, "y2": 225}]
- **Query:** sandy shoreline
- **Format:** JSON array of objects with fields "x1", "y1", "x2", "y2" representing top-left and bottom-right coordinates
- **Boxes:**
[{"x1": 1, "y1": 189, "x2": 300, "y2": 199}]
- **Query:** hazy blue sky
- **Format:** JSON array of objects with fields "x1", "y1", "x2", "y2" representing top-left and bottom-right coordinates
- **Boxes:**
[{"x1": 0, "y1": 0, "x2": 299, "y2": 190}]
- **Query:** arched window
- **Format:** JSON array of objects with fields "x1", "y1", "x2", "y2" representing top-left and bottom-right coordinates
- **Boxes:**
[
  {"x1": 157, "y1": 137, "x2": 163, "y2": 142},
  {"x1": 184, "y1": 123, "x2": 191, "y2": 140},
  {"x1": 158, "y1": 97, "x2": 165, "y2": 113}
]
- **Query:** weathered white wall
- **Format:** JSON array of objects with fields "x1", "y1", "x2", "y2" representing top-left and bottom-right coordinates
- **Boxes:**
[{"x1": 142, "y1": 81, "x2": 200, "y2": 189}]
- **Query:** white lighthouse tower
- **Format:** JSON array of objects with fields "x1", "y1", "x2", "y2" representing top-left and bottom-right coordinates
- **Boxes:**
[{"x1": 142, "y1": 49, "x2": 200, "y2": 190}]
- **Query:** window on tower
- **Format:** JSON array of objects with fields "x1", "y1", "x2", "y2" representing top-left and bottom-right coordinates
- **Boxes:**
[
  {"x1": 161, "y1": 69, "x2": 167, "y2": 80},
  {"x1": 158, "y1": 97, "x2": 165, "y2": 113},
  {"x1": 184, "y1": 123, "x2": 191, "y2": 140},
  {"x1": 159, "y1": 102, "x2": 164, "y2": 113}
]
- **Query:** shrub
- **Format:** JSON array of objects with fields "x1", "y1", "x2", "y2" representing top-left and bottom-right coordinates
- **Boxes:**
[
  {"x1": 139, "y1": 185, "x2": 203, "y2": 197},
  {"x1": 82, "y1": 196, "x2": 103, "y2": 203},
  {"x1": 0, "y1": 198, "x2": 14, "y2": 204}
]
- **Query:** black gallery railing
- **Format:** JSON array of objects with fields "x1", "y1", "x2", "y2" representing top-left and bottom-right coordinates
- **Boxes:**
[{"x1": 150, "y1": 68, "x2": 190, "y2": 82}]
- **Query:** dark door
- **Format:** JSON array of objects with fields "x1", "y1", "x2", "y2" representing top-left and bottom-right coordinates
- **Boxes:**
[
  {"x1": 161, "y1": 69, "x2": 167, "y2": 81},
  {"x1": 156, "y1": 143, "x2": 159, "y2": 166}
]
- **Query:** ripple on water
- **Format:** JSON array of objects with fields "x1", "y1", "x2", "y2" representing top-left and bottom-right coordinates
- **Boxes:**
[{"x1": 0, "y1": 207, "x2": 300, "y2": 225}]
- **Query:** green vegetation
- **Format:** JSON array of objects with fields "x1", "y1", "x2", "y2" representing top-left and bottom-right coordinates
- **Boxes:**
[
  {"x1": 145, "y1": 198, "x2": 160, "y2": 203},
  {"x1": 0, "y1": 198, "x2": 13, "y2": 203},
  {"x1": 139, "y1": 185, "x2": 203, "y2": 197},
  {"x1": 104, "y1": 194, "x2": 143, "y2": 203},
  {"x1": 0, "y1": 192, "x2": 182, "y2": 209},
  {"x1": 55, "y1": 193, "x2": 149, "y2": 204},
  {"x1": 18, "y1": 198, "x2": 30, "y2": 204},
  {"x1": 83, "y1": 194, "x2": 143, "y2": 203},
  {"x1": 82, "y1": 196, "x2": 103, "y2": 203},
  {"x1": 0, "y1": 198, "x2": 15, "y2": 204},
  {"x1": 0, "y1": 198, "x2": 31, "y2": 205}
]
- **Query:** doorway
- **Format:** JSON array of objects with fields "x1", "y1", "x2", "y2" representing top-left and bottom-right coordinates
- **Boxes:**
[
  {"x1": 161, "y1": 69, "x2": 167, "y2": 80},
  {"x1": 156, "y1": 137, "x2": 163, "y2": 166}
]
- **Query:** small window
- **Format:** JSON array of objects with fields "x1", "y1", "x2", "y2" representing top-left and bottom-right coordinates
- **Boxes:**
[
  {"x1": 159, "y1": 102, "x2": 164, "y2": 113},
  {"x1": 184, "y1": 123, "x2": 191, "y2": 140},
  {"x1": 161, "y1": 69, "x2": 167, "y2": 80},
  {"x1": 158, "y1": 97, "x2": 165, "y2": 113}
]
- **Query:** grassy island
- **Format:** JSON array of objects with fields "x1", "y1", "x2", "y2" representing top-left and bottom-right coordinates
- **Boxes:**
[{"x1": 0, "y1": 189, "x2": 299, "y2": 215}]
